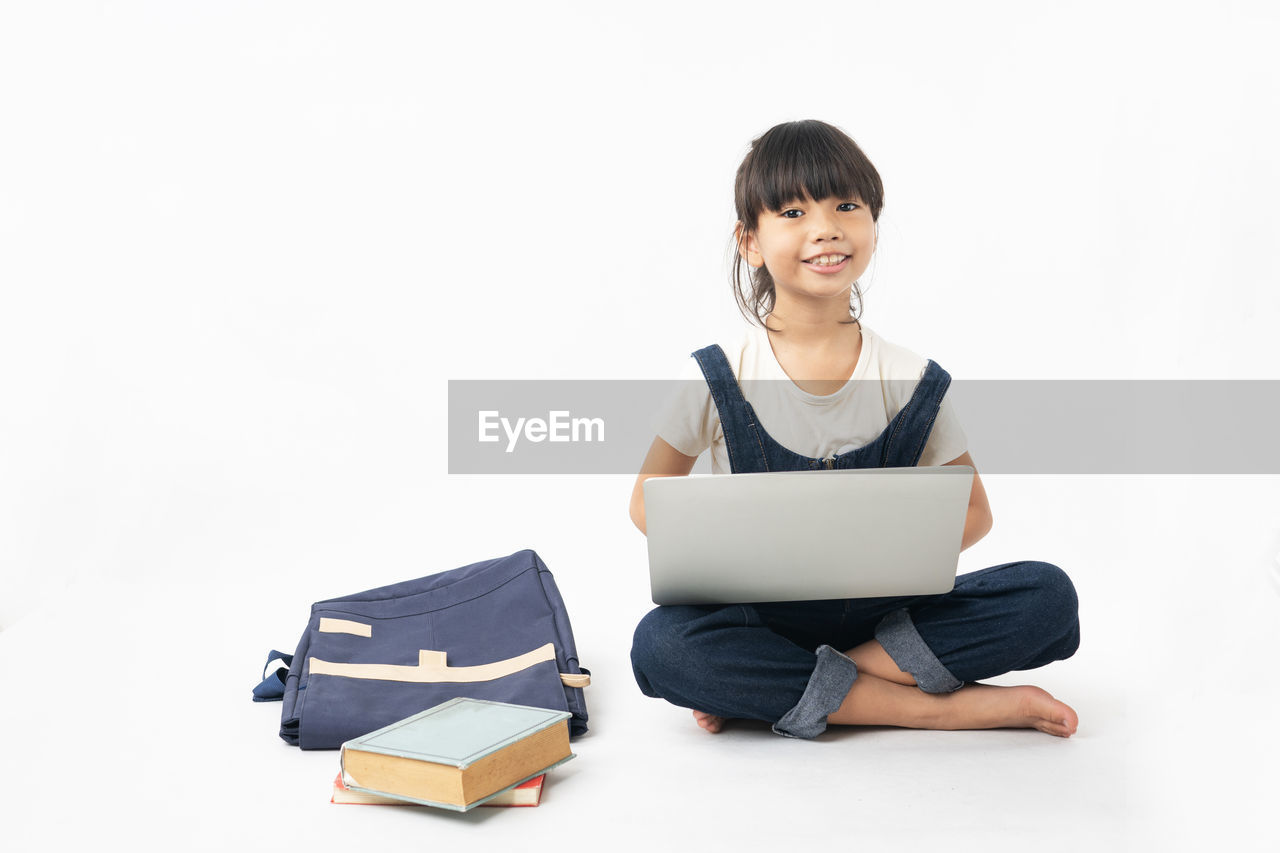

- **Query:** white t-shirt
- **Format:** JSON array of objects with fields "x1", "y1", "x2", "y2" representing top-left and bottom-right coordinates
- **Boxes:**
[{"x1": 655, "y1": 323, "x2": 968, "y2": 474}]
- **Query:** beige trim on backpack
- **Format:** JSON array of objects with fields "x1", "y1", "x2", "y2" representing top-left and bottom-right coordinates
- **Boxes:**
[
  {"x1": 317, "y1": 617, "x2": 373, "y2": 637},
  {"x1": 310, "y1": 642, "x2": 557, "y2": 683}
]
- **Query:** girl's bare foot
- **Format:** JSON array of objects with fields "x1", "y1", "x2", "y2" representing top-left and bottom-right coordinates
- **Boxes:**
[
  {"x1": 828, "y1": 672, "x2": 1079, "y2": 737},
  {"x1": 692, "y1": 710, "x2": 726, "y2": 733},
  {"x1": 925, "y1": 683, "x2": 1078, "y2": 737}
]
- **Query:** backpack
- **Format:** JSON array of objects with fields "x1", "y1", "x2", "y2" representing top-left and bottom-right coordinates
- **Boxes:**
[{"x1": 270, "y1": 549, "x2": 589, "y2": 749}]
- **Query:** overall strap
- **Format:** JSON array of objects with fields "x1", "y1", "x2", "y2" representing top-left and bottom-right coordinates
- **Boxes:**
[
  {"x1": 879, "y1": 359, "x2": 952, "y2": 467},
  {"x1": 691, "y1": 344, "x2": 768, "y2": 473}
]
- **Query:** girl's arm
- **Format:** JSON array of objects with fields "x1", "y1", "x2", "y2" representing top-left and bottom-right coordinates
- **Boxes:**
[
  {"x1": 945, "y1": 451, "x2": 993, "y2": 550},
  {"x1": 629, "y1": 437, "x2": 698, "y2": 535}
]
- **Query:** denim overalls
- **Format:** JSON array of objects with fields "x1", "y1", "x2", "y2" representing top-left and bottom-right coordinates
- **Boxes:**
[{"x1": 630, "y1": 345, "x2": 1080, "y2": 738}]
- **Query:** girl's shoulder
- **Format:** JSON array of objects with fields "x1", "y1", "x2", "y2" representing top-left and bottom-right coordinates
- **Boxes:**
[
  {"x1": 861, "y1": 327, "x2": 947, "y2": 415},
  {"x1": 863, "y1": 326, "x2": 932, "y2": 381},
  {"x1": 677, "y1": 324, "x2": 783, "y2": 382}
]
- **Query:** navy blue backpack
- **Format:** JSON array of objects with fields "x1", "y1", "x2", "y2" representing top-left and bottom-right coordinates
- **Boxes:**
[{"x1": 264, "y1": 550, "x2": 589, "y2": 750}]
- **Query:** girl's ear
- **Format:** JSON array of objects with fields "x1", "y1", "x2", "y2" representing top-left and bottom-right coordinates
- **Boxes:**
[{"x1": 734, "y1": 221, "x2": 764, "y2": 269}]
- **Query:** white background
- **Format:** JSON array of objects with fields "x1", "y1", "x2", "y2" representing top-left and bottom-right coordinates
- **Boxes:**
[{"x1": 2, "y1": 1, "x2": 1278, "y2": 851}]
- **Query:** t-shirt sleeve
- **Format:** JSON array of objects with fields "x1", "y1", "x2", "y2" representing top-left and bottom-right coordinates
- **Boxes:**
[
  {"x1": 918, "y1": 390, "x2": 968, "y2": 466},
  {"x1": 651, "y1": 357, "x2": 718, "y2": 459}
]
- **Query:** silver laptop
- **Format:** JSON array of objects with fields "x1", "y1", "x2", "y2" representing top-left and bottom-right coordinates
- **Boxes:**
[{"x1": 644, "y1": 466, "x2": 973, "y2": 605}]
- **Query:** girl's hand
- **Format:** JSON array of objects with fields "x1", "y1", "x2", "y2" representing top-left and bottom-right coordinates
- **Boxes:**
[{"x1": 629, "y1": 437, "x2": 698, "y2": 535}]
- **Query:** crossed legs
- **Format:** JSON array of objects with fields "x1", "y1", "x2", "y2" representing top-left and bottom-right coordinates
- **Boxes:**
[{"x1": 640, "y1": 561, "x2": 1081, "y2": 739}]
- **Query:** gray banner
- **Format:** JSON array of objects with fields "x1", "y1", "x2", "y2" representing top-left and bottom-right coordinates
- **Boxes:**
[{"x1": 448, "y1": 380, "x2": 1280, "y2": 475}]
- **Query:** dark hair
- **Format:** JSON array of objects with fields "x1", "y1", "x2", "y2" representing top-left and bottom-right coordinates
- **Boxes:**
[{"x1": 731, "y1": 120, "x2": 885, "y2": 328}]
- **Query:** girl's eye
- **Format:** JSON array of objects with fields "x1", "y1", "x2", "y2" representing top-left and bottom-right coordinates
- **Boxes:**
[
  {"x1": 837, "y1": 202, "x2": 860, "y2": 212},
  {"x1": 781, "y1": 209, "x2": 803, "y2": 218}
]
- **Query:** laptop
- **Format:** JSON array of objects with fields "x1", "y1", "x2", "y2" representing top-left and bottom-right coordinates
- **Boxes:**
[{"x1": 644, "y1": 466, "x2": 973, "y2": 605}]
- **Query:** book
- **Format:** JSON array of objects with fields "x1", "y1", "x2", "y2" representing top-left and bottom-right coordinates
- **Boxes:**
[
  {"x1": 339, "y1": 697, "x2": 574, "y2": 812},
  {"x1": 332, "y1": 773, "x2": 545, "y2": 807}
]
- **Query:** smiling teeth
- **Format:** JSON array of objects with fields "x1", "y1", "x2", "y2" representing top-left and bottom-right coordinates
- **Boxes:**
[{"x1": 806, "y1": 254, "x2": 848, "y2": 266}]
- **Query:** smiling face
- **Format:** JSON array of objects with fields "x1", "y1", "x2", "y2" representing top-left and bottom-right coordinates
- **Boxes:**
[{"x1": 738, "y1": 194, "x2": 877, "y2": 312}]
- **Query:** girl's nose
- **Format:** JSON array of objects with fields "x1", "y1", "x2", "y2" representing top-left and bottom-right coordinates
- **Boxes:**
[{"x1": 809, "y1": 211, "x2": 842, "y2": 240}]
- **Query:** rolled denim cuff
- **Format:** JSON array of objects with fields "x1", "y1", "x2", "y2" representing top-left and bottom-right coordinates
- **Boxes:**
[
  {"x1": 874, "y1": 608, "x2": 963, "y2": 694},
  {"x1": 771, "y1": 645, "x2": 858, "y2": 739}
]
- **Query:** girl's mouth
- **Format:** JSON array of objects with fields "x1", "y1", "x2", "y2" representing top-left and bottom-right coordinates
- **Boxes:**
[{"x1": 802, "y1": 254, "x2": 850, "y2": 274}]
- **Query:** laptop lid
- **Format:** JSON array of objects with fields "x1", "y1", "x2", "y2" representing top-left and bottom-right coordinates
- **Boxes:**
[{"x1": 644, "y1": 466, "x2": 973, "y2": 605}]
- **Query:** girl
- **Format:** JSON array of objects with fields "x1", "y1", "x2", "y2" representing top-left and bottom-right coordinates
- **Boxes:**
[{"x1": 628, "y1": 120, "x2": 1080, "y2": 740}]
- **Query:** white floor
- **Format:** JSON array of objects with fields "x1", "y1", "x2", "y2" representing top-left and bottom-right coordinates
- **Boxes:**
[{"x1": 2, "y1": 476, "x2": 1278, "y2": 852}]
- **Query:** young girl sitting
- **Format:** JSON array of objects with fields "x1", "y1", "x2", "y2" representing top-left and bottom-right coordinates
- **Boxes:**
[{"x1": 628, "y1": 120, "x2": 1080, "y2": 740}]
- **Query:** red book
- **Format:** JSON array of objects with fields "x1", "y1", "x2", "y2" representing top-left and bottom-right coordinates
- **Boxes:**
[{"x1": 331, "y1": 773, "x2": 545, "y2": 807}]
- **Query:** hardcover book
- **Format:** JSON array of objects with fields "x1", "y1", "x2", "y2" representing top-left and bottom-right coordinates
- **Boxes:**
[{"x1": 340, "y1": 697, "x2": 573, "y2": 811}]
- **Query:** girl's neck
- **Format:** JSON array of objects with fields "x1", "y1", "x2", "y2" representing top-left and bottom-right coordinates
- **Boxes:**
[
  {"x1": 763, "y1": 300, "x2": 863, "y2": 391},
  {"x1": 764, "y1": 297, "x2": 861, "y2": 348}
]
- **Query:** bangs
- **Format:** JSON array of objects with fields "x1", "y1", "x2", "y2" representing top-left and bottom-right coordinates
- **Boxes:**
[{"x1": 735, "y1": 120, "x2": 884, "y2": 226}]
